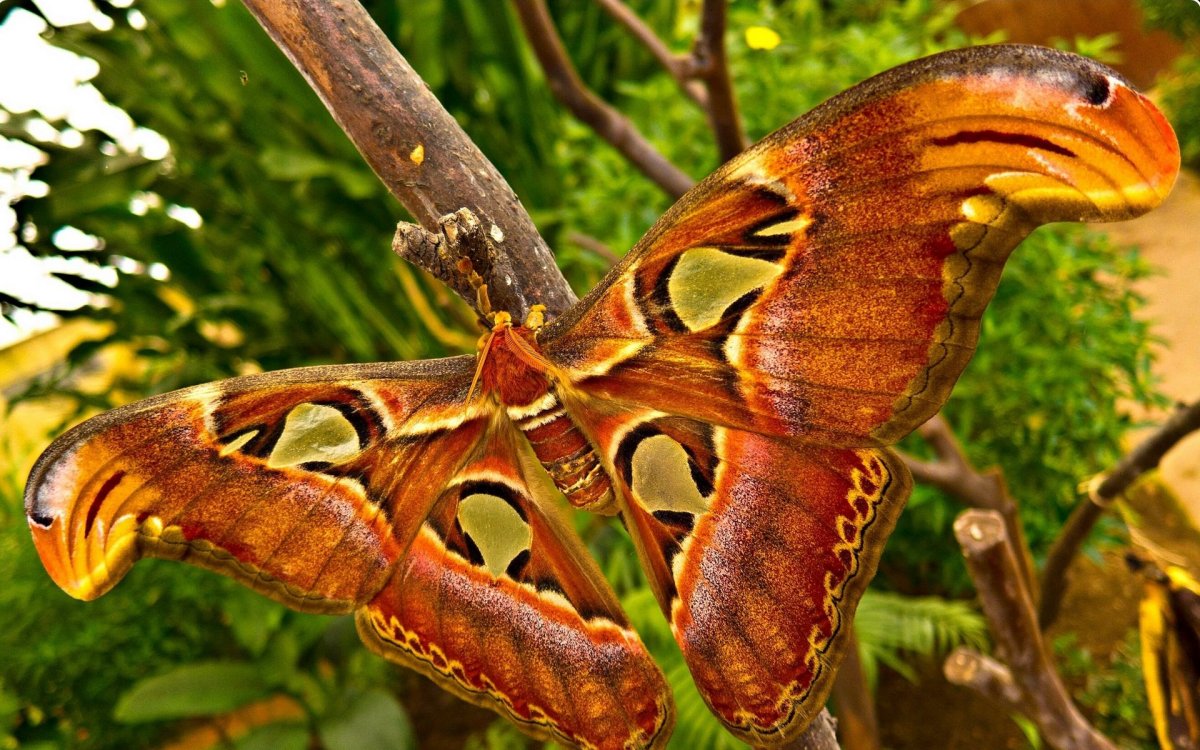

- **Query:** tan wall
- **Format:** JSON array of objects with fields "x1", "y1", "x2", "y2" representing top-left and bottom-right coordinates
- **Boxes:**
[{"x1": 955, "y1": 0, "x2": 1186, "y2": 88}]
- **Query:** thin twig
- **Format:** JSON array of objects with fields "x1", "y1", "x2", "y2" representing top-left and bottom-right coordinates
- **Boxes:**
[
  {"x1": 830, "y1": 627, "x2": 880, "y2": 750},
  {"x1": 593, "y1": 0, "x2": 708, "y2": 107},
  {"x1": 952, "y1": 511, "x2": 1118, "y2": 750},
  {"x1": 690, "y1": 0, "x2": 746, "y2": 161},
  {"x1": 1039, "y1": 399, "x2": 1200, "y2": 628},
  {"x1": 898, "y1": 415, "x2": 1038, "y2": 596},
  {"x1": 511, "y1": 0, "x2": 695, "y2": 198},
  {"x1": 567, "y1": 230, "x2": 622, "y2": 266},
  {"x1": 239, "y1": 0, "x2": 575, "y2": 320}
]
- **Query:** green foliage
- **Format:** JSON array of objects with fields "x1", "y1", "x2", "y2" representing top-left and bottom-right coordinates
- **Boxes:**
[
  {"x1": 886, "y1": 225, "x2": 1161, "y2": 593},
  {"x1": 113, "y1": 662, "x2": 272, "y2": 722},
  {"x1": 464, "y1": 719, "x2": 542, "y2": 750},
  {"x1": 1049, "y1": 33, "x2": 1124, "y2": 65},
  {"x1": 1056, "y1": 630, "x2": 1157, "y2": 750},
  {"x1": 1138, "y1": 0, "x2": 1200, "y2": 39},
  {"x1": 317, "y1": 689, "x2": 416, "y2": 750},
  {"x1": 854, "y1": 592, "x2": 988, "y2": 687}
]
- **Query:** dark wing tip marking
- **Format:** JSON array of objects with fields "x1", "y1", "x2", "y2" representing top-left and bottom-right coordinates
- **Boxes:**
[{"x1": 1082, "y1": 74, "x2": 1111, "y2": 106}]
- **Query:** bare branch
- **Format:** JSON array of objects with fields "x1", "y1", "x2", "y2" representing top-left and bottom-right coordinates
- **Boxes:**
[
  {"x1": 944, "y1": 649, "x2": 1026, "y2": 712},
  {"x1": 1097, "y1": 399, "x2": 1200, "y2": 498},
  {"x1": 1039, "y1": 399, "x2": 1200, "y2": 628},
  {"x1": 512, "y1": 0, "x2": 694, "y2": 198},
  {"x1": 593, "y1": 0, "x2": 709, "y2": 107},
  {"x1": 567, "y1": 230, "x2": 621, "y2": 266},
  {"x1": 830, "y1": 627, "x2": 880, "y2": 750},
  {"x1": 899, "y1": 415, "x2": 1006, "y2": 509},
  {"x1": 898, "y1": 415, "x2": 1038, "y2": 595},
  {"x1": 690, "y1": 0, "x2": 747, "y2": 161},
  {"x1": 782, "y1": 710, "x2": 841, "y2": 750},
  {"x1": 239, "y1": 0, "x2": 575, "y2": 319},
  {"x1": 953, "y1": 511, "x2": 1118, "y2": 750}
]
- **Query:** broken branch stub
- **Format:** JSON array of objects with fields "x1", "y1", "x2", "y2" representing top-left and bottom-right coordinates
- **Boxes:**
[
  {"x1": 393, "y1": 209, "x2": 530, "y2": 322},
  {"x1": 953, "y1": 510, "x2": 1118, "y2": 750}
]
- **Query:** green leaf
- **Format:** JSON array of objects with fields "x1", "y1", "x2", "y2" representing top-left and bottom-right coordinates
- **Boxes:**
[
  {"x1": 113, "y1": 661, "x2": 271, "y2": 722},
  {"x1": 317, "y1": 689, "x2": 414, "y2": 750},
  {"x1": 220, "y1": 589, "x2": 286, "y2": 656},
  {"x1": 235, "y1": 720, "x2": 310, "y2": 750}
]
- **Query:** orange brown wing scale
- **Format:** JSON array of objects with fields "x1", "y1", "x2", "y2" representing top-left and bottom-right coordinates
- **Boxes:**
[
  {"x1": 25, "y1": 44, "x2": 1180, "y2": 750},
  {"x1": 25, "y1": 359, "x2": 483, "y2": 612},
  {"x1": 557, "y1": 398, "x2": 909, "y2": 743},
  {"x1": 357, "y1": 421, "x2": 671, "y2": 750},
  {"x1": 541, "y1": 44, "x2": 1179, "y2": 743}
]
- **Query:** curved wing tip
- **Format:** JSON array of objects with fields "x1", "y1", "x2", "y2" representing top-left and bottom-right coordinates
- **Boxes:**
[{"x1": 26, "y1": 520, "x2": 98, "y2": 600}]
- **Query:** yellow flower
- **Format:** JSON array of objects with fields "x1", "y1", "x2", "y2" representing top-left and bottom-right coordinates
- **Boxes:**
[{"x1": 745, "y1": 26, "x2": 781, "y2": 51}]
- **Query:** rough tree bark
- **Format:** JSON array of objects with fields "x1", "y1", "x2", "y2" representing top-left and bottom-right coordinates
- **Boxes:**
[{"x1": 240, "y1": 0, "x2": 575, "y2": 321}]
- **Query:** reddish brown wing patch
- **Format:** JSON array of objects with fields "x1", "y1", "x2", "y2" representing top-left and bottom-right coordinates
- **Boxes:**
[
  {"x1": 545, "y1": 45, "x2": 1179, "y2": 446},
  {"x1": 356, "y1": 424, "x2": 672, "y2": 750},
  {"x1": 24, "y1": 359, "x2": 480, "y2": 613},
  {"x1": 564, "y1": 396, "x2": 907, "y2": 744},
  {"x1": 670, "y1": 437, "x2": 907, "y2": 743}
]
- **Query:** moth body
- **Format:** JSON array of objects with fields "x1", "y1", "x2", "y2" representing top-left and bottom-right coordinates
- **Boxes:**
[{"x1": 482, "y1": 317, "x2": 616, "y2": 512}]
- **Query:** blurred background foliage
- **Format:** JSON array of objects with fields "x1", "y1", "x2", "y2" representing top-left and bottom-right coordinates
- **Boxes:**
[{"x1": 0, "y1": 0, "x2": 1191, "y2": 748}]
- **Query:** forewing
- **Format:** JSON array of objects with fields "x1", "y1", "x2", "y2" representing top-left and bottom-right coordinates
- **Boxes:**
[
  {"x1": 544, "y1": 45, "x2": 1179, "y2": 446},
  {"x1": 562, "y1": 399, "x2": 907, "y2": 744},
  {"x1": 356, "y1": 419, "x2": 673, "y2": 750},
  {"x1": 24, "y1": 358, "x2": 482, "y2": 613}
]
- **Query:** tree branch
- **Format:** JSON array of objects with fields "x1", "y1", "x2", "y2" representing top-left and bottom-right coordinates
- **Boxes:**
[
  {"x1": 783, "y1": 711, "x2": 840, "y2": 750},
  {"x1": 239, "y1": 0, "x2": 574, "y2": 319},
  {"x1": 951, "y1": 511, "x2": 1118, "y2": 750},
  {"x1": 511, "y1": 0, "x2": 695, "y2": 198},
  {"x1": 898, "y1": 415, "x2": 1038, "y2": 596},
  {"x1": 1039, "y1": 399, "x2": 1200, "y2": 628},
  {"x1": 567, "y1": 230, "x2": 621, "y2": 266},
  {"x1": 593, "y1": 0, "x2": 709, "y2": 108},
  {"x1": 943, "y1": 649, "x2": 1027, "y2": 712},
  {"x1": 690, "y1": 0, "x2": 747, "y2": 161},
  {"x1": 830, "y1": 627, "x2": 880, "y2": 750}
]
